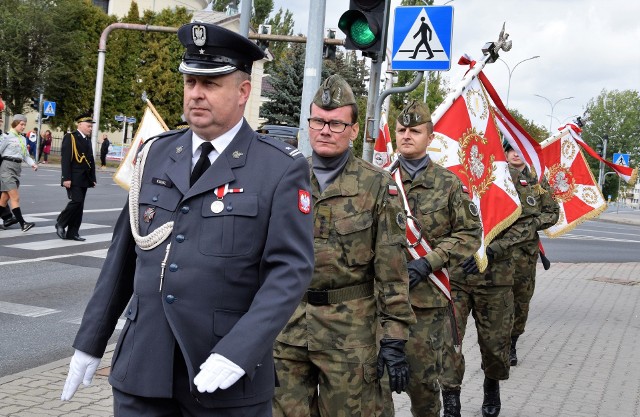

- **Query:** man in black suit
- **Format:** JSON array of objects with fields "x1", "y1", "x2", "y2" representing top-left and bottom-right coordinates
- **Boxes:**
[
  {"x1": 60, "y1": 22, "x2": 314, "y2": 417},
  {"x1": 55, "y1": 112, "x2": 96, "y2": 241}
]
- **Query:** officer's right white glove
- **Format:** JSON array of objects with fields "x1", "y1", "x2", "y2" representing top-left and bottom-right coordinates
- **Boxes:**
[
  {"x1": 60, "y1": 349, "x2": 101, "y2": 401},
  {"x1": 194, "y1": 353, "x2": 245, "y2": 393}
]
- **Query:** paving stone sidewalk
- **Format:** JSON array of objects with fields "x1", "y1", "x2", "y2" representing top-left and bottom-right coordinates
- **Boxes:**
[{"x1": 1, "y1": 262, "x2": 639, "y2": 416}]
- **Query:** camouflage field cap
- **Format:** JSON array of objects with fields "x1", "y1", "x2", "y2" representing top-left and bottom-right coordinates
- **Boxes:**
[
  {"x1": 397, "y1": 100, "x2": 432, "y2": 127},
  {"x1": 312, "y1": 74, "x2": 356, "y2": 109}
]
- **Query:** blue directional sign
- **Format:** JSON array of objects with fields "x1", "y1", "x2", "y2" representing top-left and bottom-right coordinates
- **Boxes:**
[
  {"x1": 126, "y1": 117, "x2": 136, "y2": 124},
  {"x1": 43, "y1": 101, "x2": 56, "y2": 116},
  {"x1": 612, "y1": 153, "x2": 629, "y2": 167},
  {"x1": 392, "y1": 5, "x2": 454, "y2": 71},
  {"x1": 114, "y1": 115, "x2": 125, "y2": 122}
]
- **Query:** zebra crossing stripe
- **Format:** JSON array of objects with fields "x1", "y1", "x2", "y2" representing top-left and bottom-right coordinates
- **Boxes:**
[{"x1": 0, "y1": 301, "x2": 60, "y2": 317}]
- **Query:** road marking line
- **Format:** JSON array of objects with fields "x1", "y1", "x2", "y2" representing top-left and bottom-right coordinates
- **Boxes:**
[
  {"x1": 0, "y1": 223, "x2": 107, "y2": 239},
  {"x1": 5, "y1": 233, "x2": 114, "y2": 250},
  {"x1": 0, "y1": 249, "x2": 109, "y2": 265},
  {"x1": 64, "y1": 317, "x2": 125, "y2": 329},
  {"x1": 0, "y1": 301, "x2": 60, "y2": 317}
]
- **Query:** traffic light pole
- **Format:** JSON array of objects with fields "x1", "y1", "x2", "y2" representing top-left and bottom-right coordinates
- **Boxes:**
[
  {"x1": 35, "y1": 92, "x2": 43, "y2": 163},
  {"x1": 361, "y1": 59, "x2": 383, "y2": 163},
  {"x1": 297, "y1": 0, "x2": 327, "y2": 157}
]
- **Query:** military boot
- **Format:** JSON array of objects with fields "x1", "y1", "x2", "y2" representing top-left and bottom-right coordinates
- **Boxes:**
[
  {"x1": 509, "y1": 336, "x2": 519, "y2": 366},
  {"x1": 442, "y1": 389, "x2": 461, "y2": 417},
  {"x1": 482, "y1": 377, "x2": 501, "y2": 417}
]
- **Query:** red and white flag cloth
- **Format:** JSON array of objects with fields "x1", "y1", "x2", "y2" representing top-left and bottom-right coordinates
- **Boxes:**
[
  {"x1": 430, "y1": 75, "x2": 521, "y2": 272},
  {"x1": 560, "y1": 123, "x2": 638, "y2": 185},
  {"x1": 540, "y1": 125, "x2": 607, "y2": 237},
  {"x1": 478, "y1": 71, "x2": 546, "y2": 182},
  {"x1": 373, "y1": 112, "x2": 394, "y2": 169},
  {"x1": 114, "y1": 101, "x2": 169, "y2": 190}
]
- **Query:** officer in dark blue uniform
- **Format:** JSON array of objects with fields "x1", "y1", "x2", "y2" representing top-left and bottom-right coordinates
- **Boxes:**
[
  {"x1": 55, "y1": 112, "x2": 97, "y2": 241},
  {"x1": 61, "y1": 22, "x2": 315, "y2": 417}
]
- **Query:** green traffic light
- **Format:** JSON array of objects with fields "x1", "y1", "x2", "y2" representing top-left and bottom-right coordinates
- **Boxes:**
[{"x1": 349, "y1": 18, "x2": 376, "y2": 47}]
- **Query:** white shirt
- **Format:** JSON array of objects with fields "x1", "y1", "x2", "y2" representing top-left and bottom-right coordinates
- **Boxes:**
[{"x1": 191, "y1": 119, "x2": 243, "y2": 170}]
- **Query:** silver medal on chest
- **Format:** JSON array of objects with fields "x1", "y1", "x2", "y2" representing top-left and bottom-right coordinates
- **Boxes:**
[{"x1": 211, "y1": 200, "x2": 225, "y2": 213}]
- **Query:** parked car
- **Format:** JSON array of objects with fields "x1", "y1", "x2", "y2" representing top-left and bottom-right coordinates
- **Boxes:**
[{"x1": 256, "y1": 124, "x2": 299, "y2": 147}]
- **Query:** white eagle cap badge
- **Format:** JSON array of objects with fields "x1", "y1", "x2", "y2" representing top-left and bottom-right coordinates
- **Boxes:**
[{"x1": 192, "y1": 25, "x2": 206, "y2": 47}]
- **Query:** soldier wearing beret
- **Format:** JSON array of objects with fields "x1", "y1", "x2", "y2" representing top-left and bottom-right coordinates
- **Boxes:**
[
  {"x1": 61, "y1": 22, "x2": 314, "y2": 417},
  {"x1": 55, "y1": 111, "x2": 97, "y2": 241},
  {"x1": 379, "y1": 101, "x2": 481, "y2": 417},
  {"x1": 504, "y1": 142, "x2": 558, "y2": 366},
  {"x1": 439, "y1": 139, "x2": 554, "y2": 417},
  {"x1": 273, "y1": 74, "x2": 416, "y2": 417}
]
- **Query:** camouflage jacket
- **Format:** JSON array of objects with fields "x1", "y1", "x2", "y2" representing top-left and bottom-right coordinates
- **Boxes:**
[
  {"x1": 395, "y1": 162, "x2": 481, "y2": 308},
  {"x1": 276, "y1": 152, "x2": 416, "y2": 350}
]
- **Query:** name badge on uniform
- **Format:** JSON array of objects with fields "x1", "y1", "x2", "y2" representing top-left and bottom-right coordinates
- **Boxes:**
[{"x1": 152, "y1": 177, "x2": 173, "y2": 188}]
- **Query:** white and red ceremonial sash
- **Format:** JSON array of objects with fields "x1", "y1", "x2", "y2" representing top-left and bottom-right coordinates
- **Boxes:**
[
  {"x1": 114, "y1": 100, "x2": 169, "y2": 190},
  {"x1": 560, "y1": 123, "x2": 638, "y2": 185},
  {"x1": 430, "y1": 73, "x2": 521, "y2": 272},
  {"x1": 373, "y1": 112, "x2": 394, "y2": 169},
  {"x1": 391, "y1": 166, "x2": 452, "y2": 300},
  {"x1": 540, "y1": 126, "x2": 607, "y2": 237}
]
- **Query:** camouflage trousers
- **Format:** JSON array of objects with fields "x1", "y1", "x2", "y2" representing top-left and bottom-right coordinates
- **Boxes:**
[
  {"x1": 380, "y1": 306, "x2": 446, "y2": 417},
  {"x1": 440, "y1": 283, "x2": 514, "y2": 388},
  {"x1": 511, "y1": 246, "x2": 538, "y2": 337},
  {"x1": 272, "y1": 341, "x2": 381, "y2": 417}
]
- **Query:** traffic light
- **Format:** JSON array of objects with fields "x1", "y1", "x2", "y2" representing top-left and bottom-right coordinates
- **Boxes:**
[
  {"x1": 338, "y1": 0, "x2": 389, "y2": 59},
  {"x1": 257, "y1": 24, "x2": 271, "y2": 52},
  {"x1": 30, "y1": 96, "x2": 40, "y2": 112},
  {"x1": 323, "y1": 29, "x2": 337, "y2": 60}
]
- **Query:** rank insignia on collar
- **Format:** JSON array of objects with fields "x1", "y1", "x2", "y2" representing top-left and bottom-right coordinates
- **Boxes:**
[
  {"x1": 232, "y1": 151, "x2": 243, "y2": 159},
  {"x1": 176, "y1": 146, "x2": 184, "y2": 154},
  {"x1": 143, "y1": 207, "x2": 156, "y2": 223}
]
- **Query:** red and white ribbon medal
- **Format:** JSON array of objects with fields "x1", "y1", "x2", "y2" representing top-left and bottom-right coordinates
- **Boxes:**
[{"x1": 211, "y1": 184, "x2": 243, "y2": 213}]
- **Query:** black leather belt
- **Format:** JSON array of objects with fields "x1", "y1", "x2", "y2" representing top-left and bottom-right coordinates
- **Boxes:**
[
  {"x1": 303, "y1": 281, "x2": 374, "y2": 306},
  {"x1": 2, "y1": 157, "x2": 22, "y2": 163}
]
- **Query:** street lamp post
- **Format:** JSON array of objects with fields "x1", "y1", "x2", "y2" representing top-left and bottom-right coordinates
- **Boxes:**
[
  {"x1": 593, "y1": 133, "x2": 609, "y2": 190},
  {"x1": 498, "y1": 55, "x2": 540, "y2": 107},
  {"x1": 534, "y1": 94, "x2": 574, "y2": 132}
]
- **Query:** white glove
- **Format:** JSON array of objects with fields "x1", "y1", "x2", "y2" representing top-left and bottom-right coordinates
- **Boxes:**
[
  {"x1": 60, "y1": 350, "x2": 101, "y2": 401},
  {"x1": 193, "y1": 353, "x2": 245, "y2": 393}
]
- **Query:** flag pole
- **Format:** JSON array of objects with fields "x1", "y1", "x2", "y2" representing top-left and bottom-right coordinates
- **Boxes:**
[{"x1": 431, "y1": 23, "x2": 512, "y2": 125}]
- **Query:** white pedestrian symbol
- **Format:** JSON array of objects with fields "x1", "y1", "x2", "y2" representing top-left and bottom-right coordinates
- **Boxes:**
[{"x1": 614, "y1": 154, "x2": 627, "y2": 167}]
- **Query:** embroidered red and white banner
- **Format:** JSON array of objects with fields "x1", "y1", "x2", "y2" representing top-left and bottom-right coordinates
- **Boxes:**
[
  {"x1": 540, "y1": 126, "x2": 607, "y2": 237},
  {"x1": 430, "y1": 76, "x2": 521, "y2": 271},
  {"x1": 373, "y1": 112, "x2": 394, "y2": 169}
]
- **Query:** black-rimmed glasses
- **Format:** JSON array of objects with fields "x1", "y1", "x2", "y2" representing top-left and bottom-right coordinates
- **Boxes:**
[{"x1": 308, "y1": 118, "x2": 354, "y2": 133}]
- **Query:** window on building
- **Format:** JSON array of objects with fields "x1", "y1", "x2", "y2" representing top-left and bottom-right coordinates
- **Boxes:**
[{"x1": 93, "y1": 0, "x2": 109, "y2": 14}]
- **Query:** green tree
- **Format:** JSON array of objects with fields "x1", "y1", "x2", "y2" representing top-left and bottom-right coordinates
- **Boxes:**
[
  {"x1": 581, "y1": 89, "x2": 640, "y2": 198},
  {"x1": 260, "y1": 42, "x2": 306, "y2": 126},
  {"x1": 251, "y1": 0, "x2": 274, "y2": 28},
  {"x1": 264, "y1": 8, "x2": 295, "y2": 69}
]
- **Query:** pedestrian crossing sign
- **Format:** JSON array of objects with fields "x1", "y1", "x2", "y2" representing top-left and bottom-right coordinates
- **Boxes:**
[
  {"x1": 43, "y1": 101, "x2": 56, "y2": 117},
  {"x1": 612, "y1": 153, "x2": 629, "y2": 167},
  {"x1": 391, "y1": 5, "x2": 454, "y2": 71}
]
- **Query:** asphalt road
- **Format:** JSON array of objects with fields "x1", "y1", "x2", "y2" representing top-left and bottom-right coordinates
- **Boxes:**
[{"x1": 1, "y1": 165, "x2": 638, "y2": 377}]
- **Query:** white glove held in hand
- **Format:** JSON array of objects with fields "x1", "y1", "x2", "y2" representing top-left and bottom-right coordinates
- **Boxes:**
[
  {"x1": 194, "y1": 353, "x2": 245, "y2": 393},
  {"x1": 60, "y1": 350, "x2": 101, "y2": 401}
]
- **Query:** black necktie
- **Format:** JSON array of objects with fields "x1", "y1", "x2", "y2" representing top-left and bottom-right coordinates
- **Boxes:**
[{"x1": 190, "y1": 142, "x2": 214, "y2": 186}]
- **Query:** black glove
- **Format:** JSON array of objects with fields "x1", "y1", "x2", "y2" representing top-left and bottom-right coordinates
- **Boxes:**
[
  {"x1": 540, "y1": 252, "x2": 551, "y2": 270},
  {"x1": 377, "y1": 339, "x2": 409, "y2": 394},
  {"x1": 461, "y1": 256, "x2": 479, "y2": 274},
  {"x1": 407, "y1": 258, "x2": 432, "y2": 289}
]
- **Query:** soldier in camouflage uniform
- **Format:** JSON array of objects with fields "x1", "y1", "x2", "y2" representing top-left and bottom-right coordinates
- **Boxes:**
[
  {"x1": 505, "y1": 142, "x2": 559, "y2": 366},
  {"x1": 272, "y1": 74, "x2": 416, "y2": 417},
  {"x1": 440, "y1": 140, "x2": 547, "y2": 417},
  {"x1": 380, "y1": 101, "x2": 482, "y2": 417}
]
